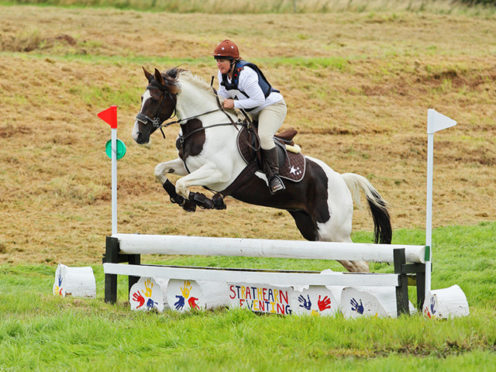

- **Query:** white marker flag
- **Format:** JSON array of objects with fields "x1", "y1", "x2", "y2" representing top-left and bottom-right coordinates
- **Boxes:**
[{"x1": 427, "y1": 109, "x2": 457, "y2": 134}]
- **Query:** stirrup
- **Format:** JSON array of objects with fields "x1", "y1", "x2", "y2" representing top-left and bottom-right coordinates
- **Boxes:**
[{"x1": 269, "y1": 175, "x2": 285, "y2": 194}]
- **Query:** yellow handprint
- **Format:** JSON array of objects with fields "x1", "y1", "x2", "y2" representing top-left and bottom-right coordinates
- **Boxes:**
[
  {"x1": 180, "y1": 280, "x2": 192, "y2": 298},
  {"x1": 311, "y1": 310, "x2": 321, "y2": 317},
  {"x1": 144, "y1": 279, "x2": 154, "y2": 297}
]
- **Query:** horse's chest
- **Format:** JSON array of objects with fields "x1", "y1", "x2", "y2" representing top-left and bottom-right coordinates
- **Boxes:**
[{"x1": 176, "y1": 119, "x2": 205, "y2": 162}]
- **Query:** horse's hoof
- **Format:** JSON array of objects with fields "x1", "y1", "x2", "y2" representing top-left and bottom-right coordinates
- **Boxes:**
[
  {"x1": 182, "y1": 199, "x2": 197, "y2": 212},
  {"x1": 170, "y1": 195, "x2": 184, "y2": 205},
  {"x1": 189, "y1": 192, "x2": 214, "y2": 209},
  {"x1": 213, "y1": 194, "x2": 226, "y2": 210}
]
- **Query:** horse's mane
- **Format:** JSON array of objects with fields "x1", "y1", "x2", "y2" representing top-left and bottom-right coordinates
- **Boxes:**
[{"x1": 162, "y1": 68, "x2": 216, "y2": 98}]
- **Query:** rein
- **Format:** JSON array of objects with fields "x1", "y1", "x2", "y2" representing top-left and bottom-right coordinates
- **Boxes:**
[
  {"x1": 158, "y1": 85, "x2": 240, "y2": 143},
  {"x1": 177, "y1": 121, "x2": 247, "y2": 148},
  {"x1": 136, "y1": 77, "x2": 253, "y2": 147}
]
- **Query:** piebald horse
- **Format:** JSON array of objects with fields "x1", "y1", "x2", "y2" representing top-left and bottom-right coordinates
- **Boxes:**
[{"x1": 132, "y1": 67, "x2": 392, "y2": 272}]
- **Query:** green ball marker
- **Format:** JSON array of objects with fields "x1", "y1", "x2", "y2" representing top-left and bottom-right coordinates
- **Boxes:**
[{"x1": 105, "y1": 139, "x2": 126, "y2": 160}]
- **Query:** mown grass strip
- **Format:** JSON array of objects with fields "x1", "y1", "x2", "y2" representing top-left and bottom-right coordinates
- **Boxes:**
[{"x1": 1, "y1": 0, "x2": 496, "y2": 16}]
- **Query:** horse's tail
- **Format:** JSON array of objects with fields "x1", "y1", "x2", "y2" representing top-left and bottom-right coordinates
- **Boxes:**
[{"x1": 341, "y1": 173, "x2": 392, "y2": 244}]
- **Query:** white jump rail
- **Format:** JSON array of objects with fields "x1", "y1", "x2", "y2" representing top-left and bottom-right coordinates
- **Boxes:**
[
  {"x1": 113, "y1": 233, "x2": 426, "y2": 264},
  {"x1": 103, "y1": 234, "x2": 425, "y2": 315},
  {"x1": 104, "y1": 263, "x2": 400, "y2": 287}
]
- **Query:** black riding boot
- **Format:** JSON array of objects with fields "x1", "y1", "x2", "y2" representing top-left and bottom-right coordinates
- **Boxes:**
[{"x1": 262, "y1": 147, "x2": 285, "y2": 194}]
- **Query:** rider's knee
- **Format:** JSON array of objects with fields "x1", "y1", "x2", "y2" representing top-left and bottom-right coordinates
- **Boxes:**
[{"x1": 259, "y1": 136, "x2": 276, "y2": 150}]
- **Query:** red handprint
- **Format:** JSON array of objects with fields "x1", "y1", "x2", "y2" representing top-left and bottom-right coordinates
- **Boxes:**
[
  {"x1": 318, "y1": 295, "x2": 331, "y2": 311},
  {"x1": 132, "y1": 290, "x2": 145, "y2": 309},
  {"x1": 188, "y1": 296, "x2": 200, "y2": 310}
]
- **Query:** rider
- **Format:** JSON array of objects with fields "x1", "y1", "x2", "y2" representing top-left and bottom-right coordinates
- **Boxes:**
[{"x1": 213, "y1": 39, "x2": 287, "y2": 194}]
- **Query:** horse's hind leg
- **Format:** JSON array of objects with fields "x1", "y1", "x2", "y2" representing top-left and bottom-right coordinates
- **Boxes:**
[
  {"x1": 289, "y1": 209, "x2": 368, "y2": 272},
  {"x1": 312, "y1": 165, "x2": 369, "y2": 272},
  {"x1": 288, "y1": 210, "x2": 318, "y2": 241},
  {"x1": 317, "y1": 212, "x2": 370, "y2": 273}
]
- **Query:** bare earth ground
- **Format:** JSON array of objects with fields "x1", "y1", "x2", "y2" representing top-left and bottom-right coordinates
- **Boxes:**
[{"x1": 0, "y1": 6, "x2": 495, "y2": 264}]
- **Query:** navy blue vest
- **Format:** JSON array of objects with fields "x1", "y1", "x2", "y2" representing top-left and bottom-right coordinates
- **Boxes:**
[{"x1": 221, "y1": 60, "x2": 279, "y2": 99}]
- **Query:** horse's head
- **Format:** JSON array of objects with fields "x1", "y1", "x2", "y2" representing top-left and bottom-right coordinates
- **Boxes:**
[{"x1": 132, "y1": 67, "x2": 180, "y2": 145}]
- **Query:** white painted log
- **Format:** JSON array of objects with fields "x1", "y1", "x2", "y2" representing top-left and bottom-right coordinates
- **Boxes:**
[
  {"x1": 113, "y1": 233, "x2": 426, "y2": 263},
  {"x1": 53, "y1": 264, "x2": 96, "y2": 298},
  {"x1": 341, "y1": 287, "x2": 389, "y2": 318},
  {"x1": 228, "y1": 283, "x2": 293, "y2": 315},
  {"x1": 167, "y1": 279, "x2": 229, "y2": 311},
  {"x1": 340, "y1": 287, "x2": 416, "y2": 318},
  {"x1": 423, "y1": 285, "x2": 469, "y2": 319},
  {"x1": 289, "y1": 285, "x2": 339, "y2": 316},
  {"x1": 320, "y1": 269, "x2": 344, "y2": 309},
  {"x1": 129, "y1": 277, "x2": 168, "y2": 312}
]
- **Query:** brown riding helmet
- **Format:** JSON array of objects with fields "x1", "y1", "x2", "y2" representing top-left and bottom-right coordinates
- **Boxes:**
[{"x1": 213, "y1": 39, "x2": 240, "y2": 60}]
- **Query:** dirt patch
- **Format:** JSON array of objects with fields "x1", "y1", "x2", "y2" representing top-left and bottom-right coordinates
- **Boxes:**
[
  {"x1": 0, "y1": 125, "x2": 32, "y2": 138},
  {"x1": 1, "y1": 32, "x2": 78, "y2": 52}
]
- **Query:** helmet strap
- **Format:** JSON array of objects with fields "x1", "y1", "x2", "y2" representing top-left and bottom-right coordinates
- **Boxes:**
[{"x1": 228, "y1": 59, "x2": 236, "y2": 76}]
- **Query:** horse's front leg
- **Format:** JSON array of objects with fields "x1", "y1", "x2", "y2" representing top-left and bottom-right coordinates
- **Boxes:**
[
  {"x1": 155, "y1": 158, "x2": 196, "y2": 212},
  {"x1": 175, "y1": 163, "x2": 228, "y2": 210}
]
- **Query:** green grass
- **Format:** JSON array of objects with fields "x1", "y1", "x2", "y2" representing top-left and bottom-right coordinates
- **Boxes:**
[
  {"x1": 2, "y1": 0, "x2": 496, "y2": 15},
  {"x1": 1, "y1": 223, "x2": 495, "y2": 370}
]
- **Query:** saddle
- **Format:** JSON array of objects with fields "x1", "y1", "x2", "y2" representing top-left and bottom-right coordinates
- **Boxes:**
[{"x1": 236, "y1": 125, "x2": 306, "y2": 182}]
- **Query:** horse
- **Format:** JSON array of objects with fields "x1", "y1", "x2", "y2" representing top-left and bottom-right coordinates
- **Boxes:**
[{"x1": 132, "y1": 67, "x2": 392, "y2": 273}]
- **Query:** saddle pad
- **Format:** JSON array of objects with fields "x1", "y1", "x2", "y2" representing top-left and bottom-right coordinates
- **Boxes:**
[
  {"x1": 279, "y1": 147, "x2": 306, "y2": 182},
  {"x1": 237, "y1": 126, "x2": 306, "y2": 183}
]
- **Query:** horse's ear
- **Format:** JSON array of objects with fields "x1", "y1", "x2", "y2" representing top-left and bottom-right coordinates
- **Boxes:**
[
  {"x1": 143, "y1": 66, "x2": 153, "y2": 82},
  {"x1": 154, "y1": 68, "x2": 166, "y2": 87}
]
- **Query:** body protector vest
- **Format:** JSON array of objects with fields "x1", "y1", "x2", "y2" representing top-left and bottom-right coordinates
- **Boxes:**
[{"x1": 221, "y1": 60, "x2": 280, "y2": 101}]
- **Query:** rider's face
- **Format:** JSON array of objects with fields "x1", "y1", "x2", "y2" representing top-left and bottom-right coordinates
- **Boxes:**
[{"x1": 216, "y1": 58, "x2": 231, "y2": 75}]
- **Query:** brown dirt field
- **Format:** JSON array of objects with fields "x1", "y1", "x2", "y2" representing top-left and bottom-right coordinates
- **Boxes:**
[{"x1": 0, "y1": 6, "x2": 495, "y2": 265}]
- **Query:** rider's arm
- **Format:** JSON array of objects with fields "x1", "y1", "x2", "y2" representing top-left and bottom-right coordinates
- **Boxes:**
[{"x1": 234, "y1": 67, "x2": 265, "y2": 110}]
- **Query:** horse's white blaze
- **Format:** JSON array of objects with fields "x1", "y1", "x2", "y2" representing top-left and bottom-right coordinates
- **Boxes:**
[{"x1": 132, "y1": 90, "x2": 152, "y2": 142}]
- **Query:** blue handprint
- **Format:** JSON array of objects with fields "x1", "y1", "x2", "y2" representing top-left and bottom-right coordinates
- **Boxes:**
[
  {"x1": 298, "y1": 295, "x2": 312, "y2": 310},
  {"x1": 430, "y1": 296, "x2": 436, "y2": 315},
  {"x1": 174, "y1": 295, "x2": 185, "y2": 310},
  {"x1": 350, "y1": 298, "x2": 364, "y2": 314},
  {"x1": 146, "y1": 298, "x2": 158, "y2": 310}
]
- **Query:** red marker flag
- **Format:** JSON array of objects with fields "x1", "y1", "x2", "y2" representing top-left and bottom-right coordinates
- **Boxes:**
[{"x1": 98, "y1": 105, "x2": 118, "y2": 128}]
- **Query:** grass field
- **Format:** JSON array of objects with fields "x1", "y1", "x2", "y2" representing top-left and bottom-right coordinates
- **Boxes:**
[
  {"x1": 0, "y1": 3, "x2": 495, "y2": 370},
  {"x1": 1, "y1": 224, "x2": 495, "y2": 370}
]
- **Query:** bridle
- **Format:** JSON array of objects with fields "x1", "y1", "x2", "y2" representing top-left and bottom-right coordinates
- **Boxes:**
[
  {"x1": 135, "y1": 82, "x2": 178, "y2": 138},
  {"x1": 135, "y1": 77, "x2": 252, "y2": 143}
]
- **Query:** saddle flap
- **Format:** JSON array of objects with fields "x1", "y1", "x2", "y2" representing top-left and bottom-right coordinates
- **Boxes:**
[{"x1": 237, "y1": 126, "x2": 305, "y2": 182}]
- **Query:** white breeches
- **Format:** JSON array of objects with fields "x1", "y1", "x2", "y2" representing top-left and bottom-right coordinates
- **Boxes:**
[{"x1": 252, "y1": 100, "x2": 287, "y2": 150}]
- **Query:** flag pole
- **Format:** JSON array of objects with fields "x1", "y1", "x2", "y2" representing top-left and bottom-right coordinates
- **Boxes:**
[
  {"x1": 424, "y1": 109, "x2": 456, "y2": 311},
  {"x1": 111, "y1": 126, "x2": 117, "y2": 236},
  {"x1": 98, "y1": 105, "x2": 119, "y2": 236}
]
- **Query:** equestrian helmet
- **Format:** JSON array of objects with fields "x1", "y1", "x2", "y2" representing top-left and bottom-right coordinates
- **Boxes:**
[{"x1": 213, "y1": 39, "x2": 240, "y2": 60}]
